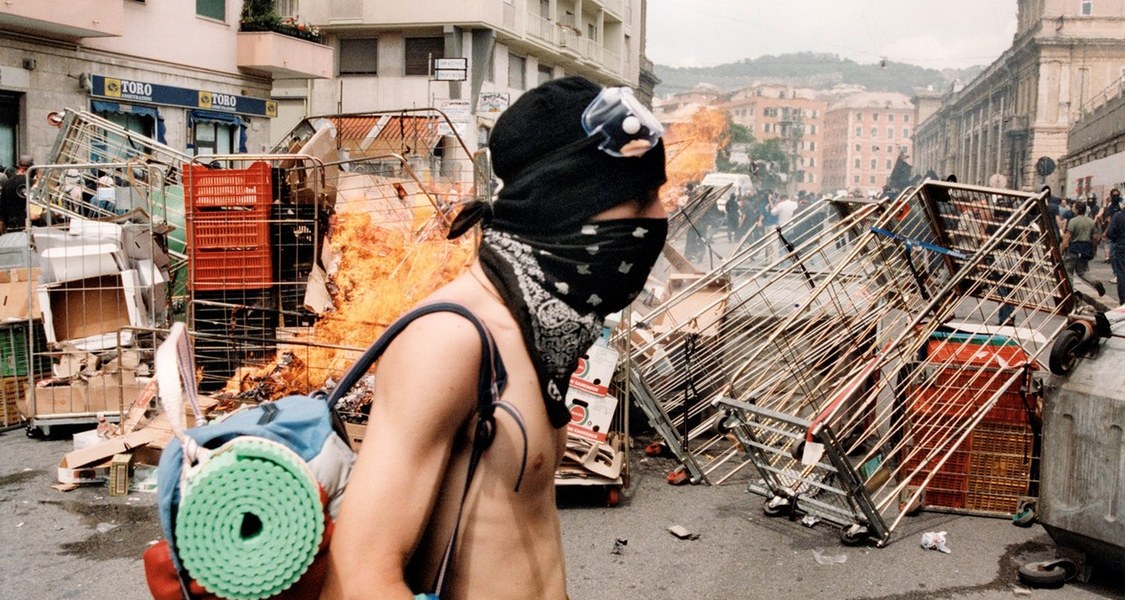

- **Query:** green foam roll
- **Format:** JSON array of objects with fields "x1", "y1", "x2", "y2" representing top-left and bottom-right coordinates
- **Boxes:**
[{"x1": 175, "y1": 438, "x2": 325, "y2": 600}]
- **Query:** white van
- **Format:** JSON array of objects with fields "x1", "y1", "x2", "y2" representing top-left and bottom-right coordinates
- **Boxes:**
[{"x1": 700, "y1": 172, "x2": 753, "y2": 212}]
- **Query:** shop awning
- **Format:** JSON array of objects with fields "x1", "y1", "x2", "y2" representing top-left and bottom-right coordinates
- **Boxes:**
[
  {"x1": 188, "y1": 109, "x2": 249, "y2": 153},
  {"x1": 329, "y1": 114, "x2": 442, "y2": 158},
  {"x1": 90, "y1": 100, "x2": 167, "y2": 145}
]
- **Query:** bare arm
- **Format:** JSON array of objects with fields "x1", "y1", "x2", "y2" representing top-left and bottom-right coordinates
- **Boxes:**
[{"x1": 320, "y1": 314, "x2": 482, "y2": 600}]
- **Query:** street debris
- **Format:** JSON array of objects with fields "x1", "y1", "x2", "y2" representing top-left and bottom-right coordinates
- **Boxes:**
[
  {"x1": 920, "y1": 531, "x2": 951, "y2": 554},
  {"x1": 611, "y1": 538, "x2": 628, "y2": 555},
  {"x1": 812, "y1": 549, "x2": 847, "y2": 565},
  {"x1": 667, "y1": 524, "x2": 700, "y2": 540}
]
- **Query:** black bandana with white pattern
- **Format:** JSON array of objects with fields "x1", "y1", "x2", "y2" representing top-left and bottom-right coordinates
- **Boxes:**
[{"x1": 479, "y1": 218, "x2": 668, "y2": 428}]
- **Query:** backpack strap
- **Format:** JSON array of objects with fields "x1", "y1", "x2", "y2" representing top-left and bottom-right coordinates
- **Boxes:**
[{"x1": 325, "y1": 301, "x2": 528, "y2": 597}]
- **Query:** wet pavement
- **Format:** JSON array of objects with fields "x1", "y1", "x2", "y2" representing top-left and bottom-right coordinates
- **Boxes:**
[{"x1": 2, "y1": 430, "x2": 1123, "y2": 600}]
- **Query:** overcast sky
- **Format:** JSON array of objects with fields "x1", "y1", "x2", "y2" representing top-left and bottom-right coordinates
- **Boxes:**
[{"x1": 646, "y1": 1, "x2": 1019, "y2": 70}]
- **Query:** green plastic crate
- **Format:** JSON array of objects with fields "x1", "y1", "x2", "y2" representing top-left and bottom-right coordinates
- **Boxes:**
[{"x1": 0, "y1": 321, "x2": 50, "y2": 378}]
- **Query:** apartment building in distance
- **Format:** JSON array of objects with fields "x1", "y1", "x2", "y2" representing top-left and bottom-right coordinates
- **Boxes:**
[
  {"x1": 0, "y1": 0, "x2": 334, "y2": 165},
  {"x1": 822, "y1": 92, "x2": 914, "y2": 196},
  {"x1": 912, "y1": 0, "x2": 1125, "y2": 192},
  {"x1": 724, "y1": 85, "x2": 827, "y2": 196},
  {"x1": 295, "y1": 0, "x2": 652, "y2": 151}
]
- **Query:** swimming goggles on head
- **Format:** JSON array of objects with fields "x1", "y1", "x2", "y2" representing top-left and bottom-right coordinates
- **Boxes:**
[{"x1": 581, "y1": 86, "x2": 664, "y2": 158}]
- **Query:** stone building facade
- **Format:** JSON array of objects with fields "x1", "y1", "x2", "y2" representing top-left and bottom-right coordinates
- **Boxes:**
[{"x1": 912, "y1": 0, "x2": 1125, "y2": 192}]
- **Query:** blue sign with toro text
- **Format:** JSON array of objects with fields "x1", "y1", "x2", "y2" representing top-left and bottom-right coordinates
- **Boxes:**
[{"x1": 90, "y1": 75, "x2": 276, "y2": 118}]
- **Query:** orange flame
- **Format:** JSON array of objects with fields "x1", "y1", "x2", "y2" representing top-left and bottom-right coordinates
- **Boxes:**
[{"x1": 661, "y1": 108, "x2": 729, "y2": 207}]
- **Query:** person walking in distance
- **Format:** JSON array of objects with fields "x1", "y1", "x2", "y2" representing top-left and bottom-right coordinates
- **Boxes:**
[
  {"x1": 321, "y1": 76, "x2": 668, "y2": 600},
  {"x1": 0, "y1": 154, "x2": 34, "y2": 233}
]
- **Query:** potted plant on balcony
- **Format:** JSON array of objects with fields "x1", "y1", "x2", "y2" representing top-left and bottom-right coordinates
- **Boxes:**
[
  {"x1": 240, "y1": 0, "x2": 280, "y2": 32},
  {"x1": 276, "y1": 16, "x2": 324, "y2": 43}
]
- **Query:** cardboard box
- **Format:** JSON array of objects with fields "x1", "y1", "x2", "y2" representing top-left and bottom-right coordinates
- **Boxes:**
[
  {"x1": 40, "y1": 244, "x2": 124, "y2": 283},
  {"x1": 344, "y1": 421, "x2": 366, "y2": 451},
  {"x1": 0, "y1": 268, "x2": 42, "y2": 320},
  {"x1": 569, "y1": 345, "x2": 619, "y2": 396},
  {"x1": 38, "y1": 270, "x2": 146, "y2": 350},
  {"x1": 109, "y1": 453, "x2": 133, "y2": 496},
  {"x1": 57, "y1": 427, "x2": 160, "y2": 485},
  {"x1": 565, "y1": 388, "x2": 618, "y2": 443},
  {"x1": 22, "y1": 370, "x2": 143, "y2": 418}
]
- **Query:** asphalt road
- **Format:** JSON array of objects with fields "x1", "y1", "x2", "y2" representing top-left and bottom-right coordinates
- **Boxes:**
[{"x1": 2, "y1": 429, "x2": 1122, "y2": 600}]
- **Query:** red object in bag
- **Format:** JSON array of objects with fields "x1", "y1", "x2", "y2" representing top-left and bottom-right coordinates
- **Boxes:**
[{"x1": 144, "y1": 491, "x2": 334, "y2": 600}]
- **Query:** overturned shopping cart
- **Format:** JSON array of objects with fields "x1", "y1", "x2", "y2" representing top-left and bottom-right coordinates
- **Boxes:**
[{"x1": 626, "y1": 181, "x2": 1074, "y2": 546}]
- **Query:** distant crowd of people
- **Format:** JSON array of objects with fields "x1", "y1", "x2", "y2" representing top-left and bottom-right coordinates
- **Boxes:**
[
  {"x1": 680, "y1": 185, "x2": 810, "y2": 261},
  {"x1": 1046, "y1": 184, "x2": 1125, "y2": 302}
]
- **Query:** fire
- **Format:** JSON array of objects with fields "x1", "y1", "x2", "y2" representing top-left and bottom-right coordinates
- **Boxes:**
[
  {"x1": 226, "y1": 210, "x2": 475, "y2": 398},
  {"x1": 661, "y1": 108, "x2": 729, "y2": 207}
]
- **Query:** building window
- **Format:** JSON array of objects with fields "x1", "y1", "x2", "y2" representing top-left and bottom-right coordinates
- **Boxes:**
[
  {"x1": 537, "y1": 64, "x2": 553, "y2": 86},
  {"x1": 809, "y1": 157, "x2": 816, "y2": 167},
  {"x1": 888, "y1": 113, "x2": 895, "y2": 122},
  {"x1": 870, "y1": 175, "x2": 876, "y2": 184},
  {"x1": 871, "y1": 127, "x2": 878, "y2": 137},
  {"x1": 275, "y1": 0, "x2": 299, "y2": 18},
  {"x1": 904, "y1": 128, "x2": 911, "y2": 138},
  {"x1": 855, "y1": 127, "x2": 862, "y2": 137},
  {"x1": 508, "y1": 52, "x2": 526, "y2": 89},
  {"x1": 904, "y1": 114, "x2": 911, "y2": 123},
  {"x1": 855, "y1": 144, "x2": 861, "y2": 152},
  {"x1": 193, "y1": 122, "x2": 236, "y2": 156},
  {"x1": 405, "y1": 37, "x2": 444, "y2": 76},
  {"x1": 886, "y1": 159, "x2": 893, "y2": 169},
  {"x1": 809, "y1": 141, "x2": 816, "y2": 151},
  {"x1": 888, "y1": 127, "x2": 894, "y2": 138},
  {"x1": 339, "y1": 38, "x2": 378, "y2": 75},
  {"x1": 855, "y1": 158, "x2": 861, "y2": 169},
  {"x1": 197, "y1": 0, "x2": 224, "y2": 20},
  {"x1": 870, "y1": 159, "x2": 877, "y2": 169},
  {"x1": 872, "y1": 113, "x2": 879, "y2": 121},
  {"x1": 854, "y1": 175, "x2": 860, "y2": 184},
  {"x1": 855, "y1": 112, "x2": 862, "y2": 121},
  {"x1": 1081, "y1": 0, "x2": 1092, "y2": 15},
  {"x1": 764, "y1": 123, "x2": 771, "y2": 133},
  {"x1": 810, "y1": 124, "x2": 818, "y2": 135}
]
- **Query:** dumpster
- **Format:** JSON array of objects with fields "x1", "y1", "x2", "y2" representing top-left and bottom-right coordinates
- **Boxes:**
[{"x1": 1040, "y1": 331, "x2": 1125, "y2": 572}]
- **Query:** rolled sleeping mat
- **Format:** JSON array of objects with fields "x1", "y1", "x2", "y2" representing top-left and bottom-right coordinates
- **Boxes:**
[{"x1": 174, "y1": 437, "x2": 325, "y2": 600}]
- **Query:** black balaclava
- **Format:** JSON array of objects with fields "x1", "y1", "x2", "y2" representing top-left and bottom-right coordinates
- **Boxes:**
[{"x1": 448, "y1": 76, "x2": 667, "y2": 428}]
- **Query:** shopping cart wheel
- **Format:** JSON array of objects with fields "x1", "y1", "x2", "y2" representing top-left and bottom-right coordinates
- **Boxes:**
[
  {"x1": 1012, "y1": 501, "x2": 1037, "y2": 527},
  {"x1": 839, "y1": 524, "x2": 870, "y2": 546},
  {"x1": 25, "y1": 426, "x2": 42, "y2": 439},
  {"x1": 1048, "y1": 329, "x2": 1084, "y2": 376},
  {"x1": 762, "y1": 496, "x2": 790, "y2": 517},
  {"x1": 1018, "y1": 559, "x2": 1076, "y2": 588}
]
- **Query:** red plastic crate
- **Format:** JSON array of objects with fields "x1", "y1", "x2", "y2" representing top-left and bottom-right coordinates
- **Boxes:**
[
  {"x1": 190, "y1": 246, "x2": 273, "y2": 290},
  {"x1": 189, "y1": 211, "x2": 271, "y2": 250},
  {"x1": 909, "y1": 368, "x2": 1036, "y2": 424},
  {"x1": 966, "y1": 422, "x2": 1035, "y2": 514},
  {"x1": 186, "y1": 162, "x2": 272, "y2": 210},
  {"x1": 926, "y1": 338, "x2": 1032, "y2": 368},
  {"x1": 902, "y1": 421, "x2": 971, "y2": 509}
]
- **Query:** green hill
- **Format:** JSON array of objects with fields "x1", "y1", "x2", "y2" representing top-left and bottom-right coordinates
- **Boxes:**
[{"x1": 654, "y1": 52, "x2": 983, "y2": 96}]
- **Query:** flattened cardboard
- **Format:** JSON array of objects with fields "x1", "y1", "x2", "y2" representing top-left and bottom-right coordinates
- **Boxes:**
[
  {"x1": 57, "y1": 427, "x2": 160, "y2": 484},
  {"x1": 0, "y1": 268, "x2": 42, "y2": 320}
]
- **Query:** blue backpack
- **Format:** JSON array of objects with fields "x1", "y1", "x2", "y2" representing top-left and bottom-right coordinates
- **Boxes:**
[{"x1": 145, "y1": 303, "x2": 525, "y2": 600}]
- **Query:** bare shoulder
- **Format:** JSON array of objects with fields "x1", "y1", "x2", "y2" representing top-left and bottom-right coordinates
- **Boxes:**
[{"x1": 373, "y1": 308, "x2": 489, "y2": 428}]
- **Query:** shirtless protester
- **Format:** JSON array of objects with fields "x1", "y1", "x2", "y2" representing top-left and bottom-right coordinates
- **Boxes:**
[{"x1": 321, "y1": 75, "x2": 668, "y2": 600}]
